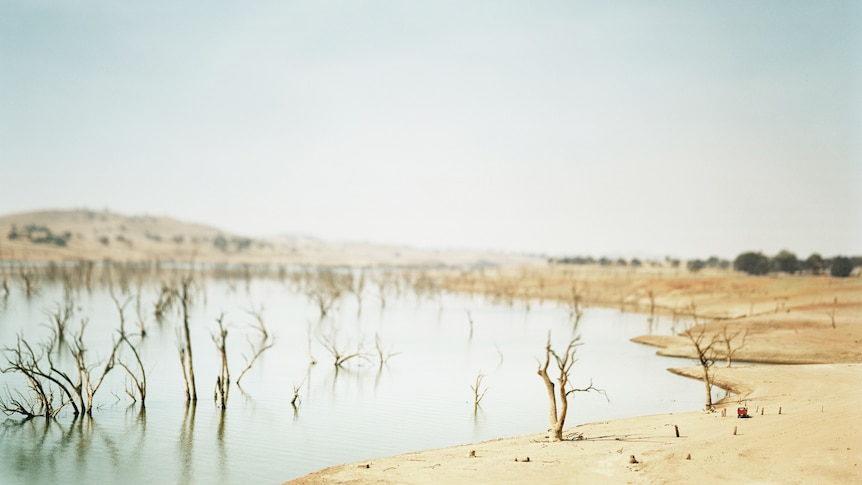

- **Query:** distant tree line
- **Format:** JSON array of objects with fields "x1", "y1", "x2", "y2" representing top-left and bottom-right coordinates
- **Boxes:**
[
  {"x1": 732, "y1": 250, "x2": 860, "y2": 277},
  {"x1": 549, "y1": 250, "x2": 860, "y2": 278},
  {"x1": 548, "y1": 256, "x2": 665, "y2": 267}
]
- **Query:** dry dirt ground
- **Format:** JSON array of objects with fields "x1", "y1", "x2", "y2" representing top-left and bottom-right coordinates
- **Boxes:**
[{"x1": 288, "y1": 266, "x2": 862, "y2": 485}]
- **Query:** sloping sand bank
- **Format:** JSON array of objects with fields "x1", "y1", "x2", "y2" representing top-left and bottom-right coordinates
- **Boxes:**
[{"x1": 288, "y1": 363, "x2": 861, "y2": 484}]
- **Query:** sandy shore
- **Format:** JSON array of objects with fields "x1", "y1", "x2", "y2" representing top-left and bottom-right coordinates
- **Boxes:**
[{"x1": 287, "y1": 268, "x2": 862, "y2": 484}]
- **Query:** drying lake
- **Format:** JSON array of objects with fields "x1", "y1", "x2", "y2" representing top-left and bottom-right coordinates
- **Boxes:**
[{"x1": 0, "y1": 267, "x2": 713, "y2": 484}]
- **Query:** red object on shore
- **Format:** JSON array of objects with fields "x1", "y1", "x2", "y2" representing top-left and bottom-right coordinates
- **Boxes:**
[{"x1": 737, "y1": 407, "x2": 749, "y2": 418}]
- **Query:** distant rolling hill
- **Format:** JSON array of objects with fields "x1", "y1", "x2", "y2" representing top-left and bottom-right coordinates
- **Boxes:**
[{"x1": 0, "y1": 209, "x2": 541, "y2": 267}]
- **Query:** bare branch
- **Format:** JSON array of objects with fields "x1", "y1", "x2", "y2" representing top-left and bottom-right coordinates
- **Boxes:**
[{"x1": 236, "y1": 335, "x2": 274, "y2": 387}]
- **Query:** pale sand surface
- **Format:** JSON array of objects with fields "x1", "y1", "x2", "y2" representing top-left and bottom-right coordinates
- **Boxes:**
[{"x1": 288, "y1": 268, "x2": 862, "y2": 484}]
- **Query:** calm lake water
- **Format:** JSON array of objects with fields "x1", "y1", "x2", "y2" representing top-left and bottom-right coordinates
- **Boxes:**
[{"x1": 0, "y1": 271, "x2": 712, "y2": 484}]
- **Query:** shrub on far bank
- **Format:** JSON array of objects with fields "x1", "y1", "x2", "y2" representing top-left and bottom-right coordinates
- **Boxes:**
[
  {"x1": 733, "y1": 252, "x2": 770, "y2": 275},
  {"x1": 830, "y1": 256, "x2": 854, "y2": 278}
]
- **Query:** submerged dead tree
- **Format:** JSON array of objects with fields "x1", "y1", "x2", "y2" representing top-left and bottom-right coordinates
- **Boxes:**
[
  {"x1": 235, "y1": 335, "x2": 274, "y2": 387},
  {"x1": 1, "y1": 336, "x2": 76, "y2": 418},
  {"x1": 110, "y1": 293, "x2": 148, "y2": 407},
  {"x1": 178, "y1": 277, "x2": 197, "y2": 402},
  {"x1": 471, "y1": 372, "x2": 489, "y2": 414},
  {"x1": 212, "y1": 314, "x2": 229, "y2": 409},
  {"x1": 320, "y1": 331, "x2": 368, "y2": 368},
  {"x1": 537, "y1": 333, "x2": 607, "y2": 441},
  {"x1": 1, "y1": 315, "x2": 124, "y2": 419},
  {"x1": 64, "y1": 319, "x2": 124, "y2": 416},
  {"x1": 118, "y1": 329, "x2": 147, "y2": 407},
  {"x1": 45, "y1": 298, "x2": 74, "y2": 344},
  {"x1": 244, "y1": 304, "x2": 269, "y2": 340}
]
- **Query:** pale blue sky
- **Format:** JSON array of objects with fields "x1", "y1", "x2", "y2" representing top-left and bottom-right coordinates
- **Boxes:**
[{"x1": 1, "y1": 1, "x2": 859, "y2": 259}]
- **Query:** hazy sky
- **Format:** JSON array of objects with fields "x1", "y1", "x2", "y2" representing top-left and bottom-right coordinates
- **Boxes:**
[{"x1": 1, "y1": 1, "x2": 859, "y2": 259}]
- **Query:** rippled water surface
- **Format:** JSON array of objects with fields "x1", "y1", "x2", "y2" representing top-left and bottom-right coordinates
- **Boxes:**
[{"x1": 0, "y1": 273, "x2": 711, "y2": 484}]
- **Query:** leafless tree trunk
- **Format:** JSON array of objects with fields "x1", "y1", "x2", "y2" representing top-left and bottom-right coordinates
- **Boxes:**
[
  {"x1": 179, "y1": 277, "x2": 197, "y2": 402},
  {"x1": 212, "y1": 314, "x2": 229, "y2": 409},
  {"x1": 721, "y1": 325, "x2": 748, "y2": 367},
  {"x1": 320, "y1": 331, "x2": 368, "y2": 368},
  {"x1": 243, "y1": 303, "x2": 269, "y2": 340},
  {"x1": 305, "y1": 270, "x2": 346, "y2": 319},
  {"x1": 3, "y1": 311, "x2": 125, "y2": 418},
  {"x1": 471, "y1": 372, "x2": 488, "y2": 414},
  {"x1": 376, "y1": 280, "x2": 387, "y2": 310},
  {"x1": 234, "y1": 336, "x2": 274, "y2": 388},
  {"x1": 290, "y1": 377, "x2": 306, "y2": 408},
  {"x1": 1, "y1": 337, "x2": 75, "y2": 418},
  {"x1": 1, "y1": 272, "x2": 10, "y2": 299},
  {"x1": 153, "y1": 281, "x2": 178, "y2": 323},
  {"x1": 537, "y1": 333, "x2": 607, "y2": 441},
  {"x1": 682, "y1": 319, "x2": 720, "y2": 410},
  {"x1": 134, "y1": 290, "x2": 148, "y2": 337},
  {"x1": 374, "y1": 333, "x2": 399, "y2": 367},
  {"x1": 72, "y1": 329, "x2": 121, "y2": 415},
  {"x1": 569, "y1": 283, "x2": 583, "y2": 321},
  {"x1": 18, "y1": 267, "x2": 40, "y2": 298},
  {"x1": 352, "y1": 271, "x2": 366, "y2": 316},
  {"x1": 118, "y1": 330, "x2": 147, "y2": 407},
  {"x1": 109, "y1": 293, "x2": 147, "y2": 406},
  {"x1": 45, "y1": 298, "x2": 74, "y2": 344}
]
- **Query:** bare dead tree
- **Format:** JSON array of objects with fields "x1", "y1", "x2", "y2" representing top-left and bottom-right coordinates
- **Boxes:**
[
  {"x1": 44, "y1": 298, "x2": 74, "y2": 344},
  {"x1": 569, "y1": 283, "x2": 584, "y2": 322},
  {"x1": 109, "y1": 291, "x2": 132, "y2": 332},
  {"x1": 178, "y1": 277, "x2": 197, "y2": 402},
  {"x1": 243, "y1": 304, "x2": 268, "y2": 340},
  {"x1": 62, "y1": 321, "x2": 122, "y2": 415},
  {"x1": 18, "y1": 267, "x2": 40, "y2": 298},
  {"x1": 305, "y1": 320, "x2": 318, "y2": 366},
  {"x1": 290, "y1": 376, "x2": 306, "y2": 408},
  {"x1": 211, "y1": 314, "x2": 229, "y2": 409},
  {"x1": 471, "y1": 372, "x2": 489, "y2": 414},
  {"x1": 319, "y1": 331, "x2": 368, "y2": 368},
  {"x1": 720, "y1": 325, "x2": 748, "y2": 368},
  {"x1": 108, "y1": 293, "x2": 148, "y2": 406},
  {"x1": 2, "y1": 299, "x2": 141, "y2": 419},
  {"x1": 134, "y1": 290, "x2": 148, "y2": 337},
  {"x1": 376, "y1": 279, "x2": 387, "y2": 310},
  {"x1": 305, "y1": 270, "x2": 346, "y2": 319},
  {"x1": 0, "y1": 385, "x2": 65, "y2": 419},
  {"x1": 235, "y1": 332, "x2": 274, "y2": 387},
  {"x1": 153, "y1": 281, "x2": 178, "y2": 323},
  {"x1": 1, "y1": 273, "x2": 10, "y2": 299},
  {"x1": 117, "y1": 329, "x2": 147, "y2": 407},
  {"x1": 374, "y1": 333, "x2": 399, "y2": 367},
  {"x1": 351, "y1": 271, "x2": 366, "y2": 316},
  {"x1": 1, "y1": 337, "x2": 74, "y2": 418},
  {"x1": 537, "y1": 333, "x2": 607, "y2": 441},
  {"x1": 682, "y1": 321, "x2": 720, "y2": 411}
]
